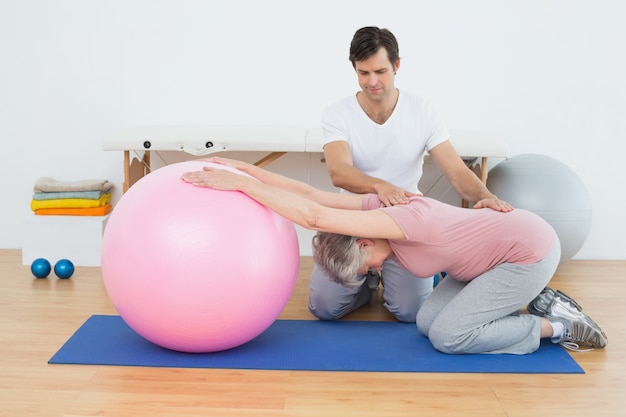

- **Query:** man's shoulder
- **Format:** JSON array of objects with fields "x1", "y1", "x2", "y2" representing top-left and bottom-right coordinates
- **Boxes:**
[
  {"x1": 322, "y1": 95, "x2": 360, "y2": 124},
  {"x1": 398, "y1": 90, "x2": 432, "y2": 108}
]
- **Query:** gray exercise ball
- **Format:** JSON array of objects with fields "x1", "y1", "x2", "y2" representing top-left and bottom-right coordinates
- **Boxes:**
[{"x1": 486, "y1": 153, "x2": 592, "y2": 262}]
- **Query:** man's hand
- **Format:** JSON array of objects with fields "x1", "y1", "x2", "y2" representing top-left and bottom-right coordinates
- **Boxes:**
[
  {"x1": 473, "y1": 197, "x2": 514, "y2": 212},
  {"x1": 374, "y1": 182, "x2": 420, "y2": 207}
]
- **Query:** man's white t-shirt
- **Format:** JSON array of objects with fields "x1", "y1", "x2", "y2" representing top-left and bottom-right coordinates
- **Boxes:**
[{"x1": 321, "y1": 90, "x2": 449, "y2": 194}]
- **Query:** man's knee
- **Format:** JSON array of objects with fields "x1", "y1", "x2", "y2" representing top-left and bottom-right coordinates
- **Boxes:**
[
  {"x1": 384, "y1": 283, "x2": 432, "y2": 323},
  {"x1": 308, "y1": 303, "x2": 342, "y2": 321},
  {"x1": 308, "y1": 264, "x2": 372, "y2": 320},
  {"x1": 385, "y1": 302, "x2": 419, "y2": 323},
  {"x1": 307, "y1": 292, "x2": 343, "y2": 320},
  {"x1": 308, "y1": 286, "x2": 371, "y2": 321}
]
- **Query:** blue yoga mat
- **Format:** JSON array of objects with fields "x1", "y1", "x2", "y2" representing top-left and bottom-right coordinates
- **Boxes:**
[{"x1": 49, "y1": 315, "x2": 583, "y2": 373}]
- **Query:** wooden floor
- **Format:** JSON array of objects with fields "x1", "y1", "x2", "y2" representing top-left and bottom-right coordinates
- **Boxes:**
[{"x1": 1, "y1": 249, "x2": 624, "y2": 417}]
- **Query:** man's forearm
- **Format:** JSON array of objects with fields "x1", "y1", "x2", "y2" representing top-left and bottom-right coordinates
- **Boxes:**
[{"x1": 328, "y1": 164, "x2": 387, "y2": 194}]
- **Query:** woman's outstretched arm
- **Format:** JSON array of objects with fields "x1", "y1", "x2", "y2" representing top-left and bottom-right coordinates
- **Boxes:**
[
  {"x1": 196, "y1": 157, "x2": 363, "y2": 210},
  {"x1": 181, "y1": 158, "x2": 404, "y2": 240}
]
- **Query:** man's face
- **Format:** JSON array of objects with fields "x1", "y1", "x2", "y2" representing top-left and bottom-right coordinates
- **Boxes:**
[{"x1": 355, "y1": 47, "x2": 400, "y2": 102}]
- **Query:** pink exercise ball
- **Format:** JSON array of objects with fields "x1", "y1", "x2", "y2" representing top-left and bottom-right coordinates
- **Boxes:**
[{"x1": 101, "y1": 160, "x2": 300, "y2": 353}]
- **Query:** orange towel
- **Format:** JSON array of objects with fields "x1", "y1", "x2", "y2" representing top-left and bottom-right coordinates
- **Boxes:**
[{"x1": 34, "y1": 205, "x2": 113, "y2": 216}]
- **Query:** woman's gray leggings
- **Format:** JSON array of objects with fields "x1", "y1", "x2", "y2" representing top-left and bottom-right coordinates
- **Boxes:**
[{"x1": 416, "y1": 239, "x2": 561, "y2": 355}]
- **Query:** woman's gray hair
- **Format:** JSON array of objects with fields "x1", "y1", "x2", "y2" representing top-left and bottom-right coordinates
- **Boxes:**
[{"x1": 312, "y1": 232, "x2": 368, "y2": 289}]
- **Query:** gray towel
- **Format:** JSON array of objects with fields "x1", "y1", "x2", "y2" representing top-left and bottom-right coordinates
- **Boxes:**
[
  {"x1": 34, "y1": 177, "x2": 114, "y2": 193},
  {"x1": 32, "y1": 190, "x2": 109, "y2": 200}
]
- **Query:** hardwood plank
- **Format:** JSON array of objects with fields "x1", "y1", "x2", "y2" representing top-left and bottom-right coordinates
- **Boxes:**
[{"x1": 1, "y1": 250, "x2": 624, "y2": 416}]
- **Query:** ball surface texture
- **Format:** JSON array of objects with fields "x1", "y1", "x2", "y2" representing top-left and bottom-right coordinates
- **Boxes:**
[
  {"x1": 487, "y1": 153, "x2": 591, "y2": 262},
  {"x1": 101, "y1": 161, "x2": 300, "y2": 353},
  {"x1": 31, "y1": 258, "x2": 51, "y2": 278},
  {"x1": 54, "y1": 259, "x2": 75, "y2": 279}
]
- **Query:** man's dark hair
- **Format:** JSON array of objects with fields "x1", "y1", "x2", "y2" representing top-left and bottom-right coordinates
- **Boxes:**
[{"x1": 349, "y1": 26, "x2": 400, "y2": 68}]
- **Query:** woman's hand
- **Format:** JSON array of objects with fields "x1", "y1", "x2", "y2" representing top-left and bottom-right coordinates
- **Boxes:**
[
  {"x1": 198, "y1": 156, "x2": 253, "y2": 173},
  {"x1": 181, "y1": 166, "x2": 254, "y2": 191}
]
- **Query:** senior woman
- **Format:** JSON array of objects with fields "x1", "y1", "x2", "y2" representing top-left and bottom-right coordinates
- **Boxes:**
[{"x1": 181, "y1": 157, "x2": 607, "y2": 354}]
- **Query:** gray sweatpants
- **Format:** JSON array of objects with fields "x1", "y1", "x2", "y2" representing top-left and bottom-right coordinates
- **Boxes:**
[
  {"x1": 308, "y1": 258, "x2": 434, "y2": 323},
  {"x1": 416, "y1": 239, "x2": 561, "y2": 355}
]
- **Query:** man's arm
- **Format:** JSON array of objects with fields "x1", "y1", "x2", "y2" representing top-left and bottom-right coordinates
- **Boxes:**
[
  {"x1": 324, "y1": 141, "x2": 415, "y2": 206},
  {"x1": 428, "y1": 140, "x2": 513, "y2": 212}
]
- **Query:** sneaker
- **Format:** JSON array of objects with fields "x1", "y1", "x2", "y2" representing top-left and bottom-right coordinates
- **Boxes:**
[
  {"x1": 546, "y1": 297, "x2": 608, "y2": 351},
  {"x1": 527, "y1": 286, "x2": 582, "y2": 317}
]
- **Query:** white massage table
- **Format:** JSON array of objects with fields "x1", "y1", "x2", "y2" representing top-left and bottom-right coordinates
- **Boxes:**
[{"x1": 103, "y1": 125, "x2": 510, "y2": 199}]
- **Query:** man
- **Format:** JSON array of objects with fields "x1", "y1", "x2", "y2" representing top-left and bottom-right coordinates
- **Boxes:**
[{"x1": 309, "y1": 26, "x2": 512, "y2": 322}]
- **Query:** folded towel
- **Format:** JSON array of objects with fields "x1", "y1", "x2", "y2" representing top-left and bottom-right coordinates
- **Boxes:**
[
  {"x1": 33, "y1": 190, "x2": 109, "y2": 201},
  {"x1": 30, "y1": 194, "x2": 111, "y2": 211},
  {"x1": 34, "y1": 205, "x2": 113, "y2": 216},
  {"x1": 34, "y1": 177, "x2": 114, "y2": 193}
]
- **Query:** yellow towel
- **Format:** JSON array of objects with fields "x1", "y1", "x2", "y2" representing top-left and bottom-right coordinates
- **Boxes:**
[{"x1": 30, "y1": 194, "x2": 111, "y2": 211}]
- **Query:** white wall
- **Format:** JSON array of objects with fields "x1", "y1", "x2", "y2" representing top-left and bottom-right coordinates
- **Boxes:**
[{"x1": 2, "y1": 0, "x2": 624, "y2": 259}]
